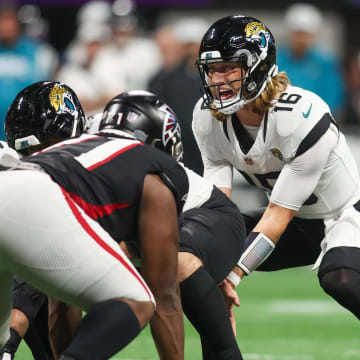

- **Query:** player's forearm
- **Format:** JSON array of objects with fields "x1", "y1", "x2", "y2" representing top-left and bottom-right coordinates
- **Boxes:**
[
  {"x1": 228, "y1": 203, "x2": 296, "y2": 286},
  {"x1": 150, "y1": 286, "x2": 184, "y2": 360},
  {"x1": 253, "y1": 202, "x2": 296, "y2": 242}
]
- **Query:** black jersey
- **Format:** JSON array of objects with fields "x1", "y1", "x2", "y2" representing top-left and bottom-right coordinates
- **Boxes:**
[{"x1": 26, "y1": 133, "x2": 189, "y2": 244}]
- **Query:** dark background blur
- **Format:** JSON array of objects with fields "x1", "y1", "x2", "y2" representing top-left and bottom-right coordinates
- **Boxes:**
[
  {"x1": 2, "y1": 0, "x2": 360, "y2": 209},
  {"x1": 12, "y1": 0, "x2": 356, "y2": 54}
]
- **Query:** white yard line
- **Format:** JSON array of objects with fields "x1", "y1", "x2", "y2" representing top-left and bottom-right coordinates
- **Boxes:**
[
  {"x1": 267, "y1": 299, "x2": 346, "y2": 314},
  {"x1": 344, "y1": 349, "x2": 360, "y2": 357},
  {"x1": 245, "y1": 354, "x2": 314, "y2": 360}
]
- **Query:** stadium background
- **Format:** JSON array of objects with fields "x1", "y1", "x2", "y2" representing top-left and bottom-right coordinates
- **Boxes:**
[{"x1": 9, "y1": 0, "x2": 360, "y2": 358}]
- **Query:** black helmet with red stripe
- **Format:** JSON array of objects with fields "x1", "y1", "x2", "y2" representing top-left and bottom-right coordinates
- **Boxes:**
[{"x1": 99, "y1": 90, "x2": 183, "y2": 161}]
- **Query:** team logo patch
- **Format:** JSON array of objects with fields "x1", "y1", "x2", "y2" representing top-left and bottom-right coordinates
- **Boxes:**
[
  {"x1": 245, "y1": 22, "x2": 267, "y2": 37},
  {"x1": 49, "y1": 84, "x2": 76, "y2": 115},
  {"x1": 270, "y1": 148, "x2": 283, "y2": 161},
  {"x1": 159, "y1": 105, "x2": 181, "y2": 146},
  {"x1": 245, "y1": 22, "x2": 271, "y2": 54}
]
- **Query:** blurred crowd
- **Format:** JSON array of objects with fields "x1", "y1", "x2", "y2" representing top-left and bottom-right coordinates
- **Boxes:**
[{"x1": 0, "y1": 0, "x2": 359, "y2": 173}]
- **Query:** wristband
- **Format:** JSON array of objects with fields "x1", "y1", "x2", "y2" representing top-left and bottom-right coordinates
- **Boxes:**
[{"x1": 226, "y1": 271, "x2": 241, "y2": 288}]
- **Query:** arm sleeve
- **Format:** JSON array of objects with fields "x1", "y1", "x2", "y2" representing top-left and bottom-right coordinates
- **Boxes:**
[{"x1": 270, "y1": 127, "x2": 338, "y2": 211}]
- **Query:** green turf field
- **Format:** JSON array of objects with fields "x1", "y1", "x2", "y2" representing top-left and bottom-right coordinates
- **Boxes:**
[{"x1": 17, "y1": 267, "x2": 358, "y2": 359}]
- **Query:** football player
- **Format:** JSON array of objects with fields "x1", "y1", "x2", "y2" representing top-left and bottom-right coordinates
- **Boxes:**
[
  {"x1": 98, "y1": 90, "x2": 246, "y2": 359},
  {"x1": 0, "y1": 84, "x2": 188, "y2": 359},
  {"x1": 192, "y1": 15, "x2": 360, "y2": 326},
  {"x1": 0, "y1": 80, "x2": 86, "y2": 360}
]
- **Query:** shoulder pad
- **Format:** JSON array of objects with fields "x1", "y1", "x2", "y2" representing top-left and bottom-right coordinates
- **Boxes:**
[
  {"x1": 273, "y1": 88, "x2": 329, "y2": 135},
  {"x1": 270, "y1": 86, "x2": 332, "y2": 158}
]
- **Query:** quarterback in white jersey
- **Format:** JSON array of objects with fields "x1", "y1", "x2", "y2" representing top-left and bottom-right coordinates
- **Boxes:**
[
  {"x1": 194, "y1": 85, "x2": 360, "y2": 219},
  {"x1": 193, "y1": 14, "x2": 360, "y2": 324}
]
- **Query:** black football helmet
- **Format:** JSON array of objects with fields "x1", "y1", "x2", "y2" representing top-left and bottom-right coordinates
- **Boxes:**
[
  {"x1": 99, "y1": 90, "x2": 183, "y2": 161},
  {"x1": 197, "y1": 15, "x2": 278, "y2": 114},
  {"x1": 5, "y1": 81, "x2": 85, "y2": 152}
]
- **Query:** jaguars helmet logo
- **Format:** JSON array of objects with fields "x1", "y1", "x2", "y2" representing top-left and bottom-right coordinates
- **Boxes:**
[
  {"x1": 245, "y1": 21, "x2": 271, "y2": 55},
  {"x1": 49, "y1": 84, "x2": 76, "y2": 115},
  {"x1": 245, "y1": 22, "x2": 267, "y2": 37}
]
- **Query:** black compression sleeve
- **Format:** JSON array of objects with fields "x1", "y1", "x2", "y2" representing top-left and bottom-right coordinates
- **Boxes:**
[{"x1": 180, "y1": 267, "x2": 243, "y2": 360}]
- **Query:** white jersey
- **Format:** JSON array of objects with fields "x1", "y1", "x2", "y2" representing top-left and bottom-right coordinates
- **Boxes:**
[
  {"x1": 183, "y1": 165, "x2": 214, "y2": 212},
  {"x1": 193, "y1": 85, "x2": 360, "y2": 219}
]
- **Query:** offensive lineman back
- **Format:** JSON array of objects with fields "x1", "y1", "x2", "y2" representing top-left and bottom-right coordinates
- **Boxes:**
[
  {"x1": 0, "y1": 91, "x2": 188, "y2": 359},
  {"x1": 192, "y1": 15, "x2": 360, "y2": 327},
  {"x1": 0, "y1": 81, "x2": 86, "y2": 360},
  {"x1": 96, "y1": 91, "x2": 247, "y2": 359}
]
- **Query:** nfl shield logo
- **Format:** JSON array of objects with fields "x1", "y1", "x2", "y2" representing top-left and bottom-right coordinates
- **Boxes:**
[{"x1": 244, "y1": 157, "x2": 253, "y2": 165}]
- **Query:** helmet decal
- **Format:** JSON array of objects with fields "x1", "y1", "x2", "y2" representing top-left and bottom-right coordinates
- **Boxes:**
[
  {"x1": 127, "y1": 111, "x2": 139, "y2": 123},
  {"x1": 49, "y1": 84, "x2": 77, "y2": 115},
  {"x1": 245, "y1": 22, "x2": 266, "y2": 38},
  {"x1": 160, "y1": 105, "x2": 181, "y2": 146},
  {"x1": 245, "y1": 21, "x2": 271, "y2": 60},
  {"x1": 5, "y1": 81, "x2": 85, "y2": 151}
]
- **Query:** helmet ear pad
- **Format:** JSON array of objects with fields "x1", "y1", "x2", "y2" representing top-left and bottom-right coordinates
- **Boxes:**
[
  {"x1": 5, "y1": 81, "x2": 85, "y2": 151},
  {"x1": 197, "y1": 15, "x2": 277, "y2": 114}
]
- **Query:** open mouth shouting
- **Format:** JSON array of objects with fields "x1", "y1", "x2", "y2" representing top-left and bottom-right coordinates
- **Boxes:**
[{"x1": 219, "y1": 88, "x2": 235, "y2": 101}]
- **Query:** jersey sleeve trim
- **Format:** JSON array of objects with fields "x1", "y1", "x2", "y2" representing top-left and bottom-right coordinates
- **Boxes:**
[
  {"x1": 295, "y1": 113, "x2": 331, "y2": 158},
  {"x1": 263, "y1": 111, "x2": 268, "y2": 142}
]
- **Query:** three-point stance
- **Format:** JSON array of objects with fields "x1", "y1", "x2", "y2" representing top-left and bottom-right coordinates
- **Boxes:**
[
  {"x1": 0, "y1": 87, "x2": 188, "y2": 359},
  {"x1": 97, "y1": 90, "x2": 247, "y2": 359}
]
